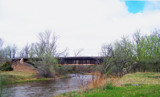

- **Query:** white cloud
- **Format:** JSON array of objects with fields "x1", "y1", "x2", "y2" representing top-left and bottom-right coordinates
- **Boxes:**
[
  {"x1": 0, "y1": 0, "x2": 160, "y2": 56},
  {"x1": 144, "y1": 1, "x2": 160, "y2": 11}
]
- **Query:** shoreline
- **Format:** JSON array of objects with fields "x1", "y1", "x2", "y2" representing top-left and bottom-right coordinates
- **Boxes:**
[{"x1": 0, "y1": 71, "x2": 71, "y2": 85}]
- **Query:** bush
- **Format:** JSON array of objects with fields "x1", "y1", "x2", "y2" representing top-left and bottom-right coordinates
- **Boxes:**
[
  {"x1": 105, "y1": 83, "x2": 116, "y2": 90},
  {"x1": 0, "y1": 61, "x2": 13, "y2": 71},
  {"x1": 55, "y1": 65, "x2": 103, "y2": 74}
]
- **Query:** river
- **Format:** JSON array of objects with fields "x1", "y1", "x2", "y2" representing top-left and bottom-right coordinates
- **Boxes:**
[{"x1": 1, "y1": 74, "x2": 94, "y2": 97}]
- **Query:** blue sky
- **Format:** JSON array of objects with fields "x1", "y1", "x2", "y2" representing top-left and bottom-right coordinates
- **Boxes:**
[
  {"x1": 125, "y1": 1, "x2": 145, "y2": 13},
  {"x1": 125, "y1": 1, "x2": 160, "y2": 13}
]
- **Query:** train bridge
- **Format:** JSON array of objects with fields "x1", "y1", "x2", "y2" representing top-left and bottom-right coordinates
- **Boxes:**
[{"x1": 11, "y1": 57, "x2": 103, "y2": 65}]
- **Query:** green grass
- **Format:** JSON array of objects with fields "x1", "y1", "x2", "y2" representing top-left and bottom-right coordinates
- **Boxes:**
[
  {"x1": 67, "y1": 84, "x2": 160, "y2": 97},
  {"x1": 56, "y1": 72, "x2": 160, "y2": 97}
]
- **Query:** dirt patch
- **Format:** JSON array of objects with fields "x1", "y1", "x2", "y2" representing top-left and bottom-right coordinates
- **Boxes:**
[{"x1": 12, "y1": 61, "x2": 38, "y2": 74}]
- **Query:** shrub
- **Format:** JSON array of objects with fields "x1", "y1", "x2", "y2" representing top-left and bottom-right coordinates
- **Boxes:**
[
  {"x1": 0, "y1": 61, "x2": 13, "y2": 71},
  {"x1": 105, "y1": 83, "x2": 116, "y2": 90}
]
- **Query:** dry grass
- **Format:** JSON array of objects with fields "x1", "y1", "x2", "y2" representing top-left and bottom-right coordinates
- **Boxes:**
[
  {"x1": 0, "y1": 71, "x2": 36, "y2": 84},
  {"x1": 0, "y1": 71, "x2": 34, "y2": 78},
  {"x1": 120, "y1": 72, "x2": 160, "y2": 85},
  {"x1": 86, "y1": 75, "x2": 106, "y2": 89},
  {"x1": 106, "y1": 76, "x2": 121, "y2": 87},
  {"x1": 0, "y1": 71, "x2": 51, "y2": 85},
  {"x1": 84, "y1": 72, "x2": 121, "y2": 90},
  {"x1": 85, "y1": 71, "x2": 101, "y2": 76},
  {"x1": 56, "y1": 73, "x2": 121, "y2": 97}
]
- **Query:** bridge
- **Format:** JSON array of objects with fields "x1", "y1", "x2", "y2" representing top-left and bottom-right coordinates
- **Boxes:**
[{"x1": 11, "y1": 57, "x2": 103, "y2": 65}]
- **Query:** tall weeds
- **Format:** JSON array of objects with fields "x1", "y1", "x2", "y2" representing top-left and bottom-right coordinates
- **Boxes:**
[
  {"x1": 56, "y1": 73, "x2": 121, "y2": 97},
  {"x1": 0, "y1": 76, "x2": 2, "y2": 97},
  {"x1": 87, "y1": 76, "x2": 121, "y2": 90},
  {"x1": 86, "y1": 75, "x2": 106, "y2": 89}
]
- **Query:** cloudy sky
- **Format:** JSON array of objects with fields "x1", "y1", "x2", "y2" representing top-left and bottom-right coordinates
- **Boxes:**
[{"x1": 0, "y1": 0, "x2": 160, "y2": 56}]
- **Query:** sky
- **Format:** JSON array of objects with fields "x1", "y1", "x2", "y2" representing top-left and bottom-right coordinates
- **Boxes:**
[
  {"x1": 125, "y1": 1, "x2": 145, "y2": 13},
  {"x1": 0, "y1": 0, "x2": 160, "y2": 56}
]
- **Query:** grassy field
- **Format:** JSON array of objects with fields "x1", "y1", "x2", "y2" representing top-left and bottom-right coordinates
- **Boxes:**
[{"x1": 56, "y1": 72, "x2": 160, "y2": 97}]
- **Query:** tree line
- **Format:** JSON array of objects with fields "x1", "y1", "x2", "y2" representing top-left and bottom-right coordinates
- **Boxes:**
[
  {"x1": 0, "y1": 31, "x2": 68, "y2": 77},
  {"x1": 1, "y1": 30, "x2": 160, "y2": 77},
  {"x1": 101, "y1": 30, "x2": 160, "y2": 75},
  {"x1": 0, "y1": 30, "x2": 86, "y2": 77}
]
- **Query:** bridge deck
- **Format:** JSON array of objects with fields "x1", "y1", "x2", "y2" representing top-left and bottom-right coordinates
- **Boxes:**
[{"x1": 12, "y1": 57, "x2": 103, "y2": 65}]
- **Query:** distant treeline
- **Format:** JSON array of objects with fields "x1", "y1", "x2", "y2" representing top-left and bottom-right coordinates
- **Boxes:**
[
  {"x1": 1, "y1": 30, "x2": 160, "y2": 76},
  {"x1": 102, "y1": 30, "x2": 160, "y2": 75}
]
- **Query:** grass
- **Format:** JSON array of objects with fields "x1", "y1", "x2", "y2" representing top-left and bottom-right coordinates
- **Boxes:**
[
  {"x1": 0, "y1": 71, "x2": 70, "y2": 85},
  {"x1": 0, "y1": 71, "x2": 39, "y2": 85},
  {"x1": 63, "y1": 84, "x2": 160, "y2": 97},
  {"x1": 120, "y1": 72, "x2": 160, "y2": 85},
  {"x1": 56, "y1": 72, "x2": 160, "y2": 97}
]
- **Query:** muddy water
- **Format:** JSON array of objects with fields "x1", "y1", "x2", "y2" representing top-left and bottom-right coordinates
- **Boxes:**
[{"x1": 2, "y1": 74, "x2": 94, "y2": 97}]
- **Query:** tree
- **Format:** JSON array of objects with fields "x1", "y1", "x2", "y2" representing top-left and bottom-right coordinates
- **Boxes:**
[
  {"x1": 24, "y1": 44, "x2": 29, "y2": 58},
  {"x1": 32, "y1": 30, "x2": 58, "y2": 77},
  {"x1": 0, "y1": 38, "x2": 3, "y2": 50},
  {"x1": 29, "y1": 43, "x2": 36, "y2": 58},
  {"x1": 0, "y1": 38, "x2": 4, "y2": 64},
  {"x1": 0, "y1": 38, "x2": 3, "y2": 58},
  {"x1": 74, "y1": 49, "x2": 83, "y2": 57},
  {"x1": 101, "y1": 30, "x2": 160, "y2": 75},
  {"x1": 101, "y1": 37, "x2": 135, "y2": 75},
  {"x1": 4, "y1": 46, "x2": 12, "y2": 58},
  {"x1": 101, "y1": 43, "x2": 114, "y2": 74},
  {"x1": 11, "y1": 45, "x2": 17, "y2": 58},
  {"x1": 19, "y1": 48, "x2": 25, "y2": 58}
]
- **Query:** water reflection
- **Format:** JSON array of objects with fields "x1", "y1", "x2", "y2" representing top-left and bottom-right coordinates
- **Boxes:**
[{"x1": 2, "y1": 74, "x2": 93, "y2": 97}]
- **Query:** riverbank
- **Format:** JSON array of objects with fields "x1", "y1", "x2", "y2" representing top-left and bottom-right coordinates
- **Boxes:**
[
  {"x1": 56, "y1": 72, "x2": 160, "y2": 97},
  {"x1": 0, "y1": 71, "x2": 70, "y2": 85}
]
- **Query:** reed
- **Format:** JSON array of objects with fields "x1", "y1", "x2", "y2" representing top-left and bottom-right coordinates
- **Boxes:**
[{"x1": 86, "y1": 75, "x2": 106, "y2": 89}]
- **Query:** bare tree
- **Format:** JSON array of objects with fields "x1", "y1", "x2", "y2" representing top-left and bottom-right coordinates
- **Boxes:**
[
  {"x1": 57, "y1": 48, "x2": 69, "y2": 57},
  {"x1": 24, "y1": 44, "x2": 29, "y2": 58},
  {"x1": 74, "y1": 49, "x2": 83, "y2": 57},
  {"x1": 4, "y1": 46, "x2": 12, "y2": 58},
  {"x1": 29, "y1": 43, "x2": 35, "y2": 58},
  {"x1": 33, "y1": 30, "x2": 58, "y2": 77},
  {"x1": 0, "y1": 38, "x2": 3, "y2": 56},
  {"x1": 0, "y1": 38, "x2": 4, "y2": 64},
  {"x1": 0, "y1": 38, "x2": 3, "y2": 50},
  {"x1": 101, "y1": 44, "x2": 114, "y2": 74},
  {"x1": 19, "y1": 48, "x2": 25, "y2": 58},
  {"x1": 2, "y1": 45, "x2": 18, "y2": 58},
  {"x1": 11, "y1": 45, "x2": 17, "y2": 58}
]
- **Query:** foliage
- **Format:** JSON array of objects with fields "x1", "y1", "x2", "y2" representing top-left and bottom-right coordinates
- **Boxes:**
[
  {"x1": 56, "y1": 65, "x2": 103, "y2": 74},
  {"x1": 0, "y1": 61, "x2": 13, "y2": 71},
  {"x1": 105, "y1": 83, "x2": 116, "y2": 90},
  {"x1": 0, "y1": 45, "x2": 17, "y2": 59},
  {"x1": 102, "y1": 30, "x2": 160, "y2": 75}
]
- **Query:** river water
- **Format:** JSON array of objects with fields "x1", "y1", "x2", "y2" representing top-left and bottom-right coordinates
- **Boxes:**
[{"x1": 1, "y1": 74, "x2": 94, "y2": 97}]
